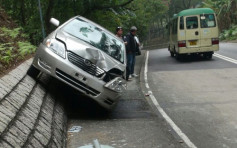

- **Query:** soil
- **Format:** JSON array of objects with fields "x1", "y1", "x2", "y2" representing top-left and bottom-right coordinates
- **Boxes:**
[
  {"x1": 0, "y1": 54, "x2": 34, "y2": 78},
  {"x1": 0, "y1": 7, "x2": 17, "y2": 29}
]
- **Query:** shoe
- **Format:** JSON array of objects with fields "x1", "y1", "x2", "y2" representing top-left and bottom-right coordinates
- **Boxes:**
[
  {"x1": 127, "y1": 75, "x2": 132, "y2": 81},
  {"x1": 132, "y1": 74, "x2": 138, "y2": 77}
]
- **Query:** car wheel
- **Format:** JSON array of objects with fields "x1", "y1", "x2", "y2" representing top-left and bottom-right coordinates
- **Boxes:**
[{"x1": 27, "y1": 65, "x2": 40, "y2": 79}]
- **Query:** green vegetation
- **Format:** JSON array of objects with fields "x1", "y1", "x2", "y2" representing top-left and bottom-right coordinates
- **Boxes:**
[
  {"x1": 220, "y1": 25, "x2": 237, "y2": 40},
  {"x1": 0, "y1": 26, "x2": 36, "y2": 71},
  {"x1": 1, "y1": 27, "x2": 21, "y2": 38},
  {"x1": 0, "y1": 0, "x2": 168, "y2": 43},
  {"x1": 202, "y1": 0, "x2": 237, "y2": 40},
  {"x1": 0, "y1": 0, "x2": 236, "y2": 54}
]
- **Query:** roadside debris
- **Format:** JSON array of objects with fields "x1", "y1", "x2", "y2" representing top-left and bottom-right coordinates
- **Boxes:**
[
  {"x1": 145, "y1": 92, "x2": 151, "y2": 96},
  {"x1": 68, "y1": 126, "x2": 82, "y2": 133}
]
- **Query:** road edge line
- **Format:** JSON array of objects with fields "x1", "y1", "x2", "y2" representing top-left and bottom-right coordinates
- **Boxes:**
[
  {"x1": 214, "y1": 53, "x2": 237, "y2": 64},
  {"x1": 144, "y1": 50, "x2": 197, "y2": 148}
]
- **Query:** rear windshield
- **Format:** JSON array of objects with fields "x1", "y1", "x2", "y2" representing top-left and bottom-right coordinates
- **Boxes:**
[
  {"x1": 63, "y1": 18, "x2": 125, "y2": 63},
  {"x1": 200, "y1": 14, "x2": 216, "y2": 28},
  {"x1": 186, "y1": 16, "x2": 198, "y2": 29}
]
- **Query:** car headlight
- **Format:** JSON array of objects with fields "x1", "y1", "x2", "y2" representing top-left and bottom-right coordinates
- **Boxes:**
[
  {"x1": 104, "y1": 77, "x2": 127, "y2": 93},
  {"x1": 45, "y1": 39, "x2": 66, "y2": 58}
]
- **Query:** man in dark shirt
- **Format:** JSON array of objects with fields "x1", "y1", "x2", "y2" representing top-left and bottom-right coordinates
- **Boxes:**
[{"x1": 125, "y1": 26, "x2": 138, "y2": 81}]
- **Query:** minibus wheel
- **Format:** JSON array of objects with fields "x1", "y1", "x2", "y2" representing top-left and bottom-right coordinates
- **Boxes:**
[
  {"x1": 170, "y1": 51, "x2": 175, "y2": 57},
  {"x1": 204, "y1": 52, "x2": 213, "y2": 59},
  {"x1": 176, "y1": 53, "x2": 183, "y2": 60}
]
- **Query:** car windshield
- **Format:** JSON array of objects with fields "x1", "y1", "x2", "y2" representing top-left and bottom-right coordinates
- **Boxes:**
[{"x1": 63, "y1": 18, "x2": 125, "y2": 63}]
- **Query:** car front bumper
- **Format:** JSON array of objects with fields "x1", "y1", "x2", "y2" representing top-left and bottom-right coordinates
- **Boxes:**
[{"x1": 32, "y1": 44, "x2": 126, "y2": 109}]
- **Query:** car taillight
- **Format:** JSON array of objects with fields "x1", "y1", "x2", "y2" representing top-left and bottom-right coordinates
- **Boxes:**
[
  {"x1": 212, "y1": 38, "x2": 219, "y2": 45},
  {"x1": 178, "y1": 41, "x2": 186, "y2": 47}
]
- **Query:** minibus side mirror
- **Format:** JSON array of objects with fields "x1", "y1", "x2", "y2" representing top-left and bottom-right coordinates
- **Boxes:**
[{"x1": 50, "y1": 18, "x2": 60, "y2": 27}]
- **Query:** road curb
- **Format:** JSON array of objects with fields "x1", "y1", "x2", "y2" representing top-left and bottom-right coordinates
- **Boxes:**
[{"x1": 0, "y1": 59, "x2": 67, "y2": 148}]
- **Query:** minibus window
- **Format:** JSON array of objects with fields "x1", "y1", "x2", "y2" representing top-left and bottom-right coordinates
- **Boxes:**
[
  {"x1": 186, "y1": 17, "x2": 198, "y2": 29},
  {"x1": 200, "y1": 14, "x2": 216, "y2": 28},
  {"x1": 180, "y1": 16, "x2": 184, "y2": 30},
  {"x1": 172, "y1": 18, "x2": 178, "y2": 34}
]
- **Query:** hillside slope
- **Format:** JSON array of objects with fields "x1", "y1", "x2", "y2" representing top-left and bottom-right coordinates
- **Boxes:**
[{"x1": 0, "y1": 7, "x2": 35, "y2": 77}]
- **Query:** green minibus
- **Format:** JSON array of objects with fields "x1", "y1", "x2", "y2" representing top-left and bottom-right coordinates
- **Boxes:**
[{"x1": 167, "y1": 8, "x2": 219, "y2": 59}]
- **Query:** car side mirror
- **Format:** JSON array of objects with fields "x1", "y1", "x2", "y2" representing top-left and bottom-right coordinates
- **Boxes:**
[{"x1": 50, "y1": 18, "x2": 60, "y2": 27}]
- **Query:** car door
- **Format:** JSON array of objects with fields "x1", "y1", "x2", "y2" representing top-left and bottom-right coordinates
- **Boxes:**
[{"x1": 185, "y1": 15, "x2": 201, "y2": 48}]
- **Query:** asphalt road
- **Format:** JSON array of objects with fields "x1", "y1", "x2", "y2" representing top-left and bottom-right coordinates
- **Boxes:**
[
  {"x1": 147, "y1": 43, "x2": 237, "y2": 148},
  {"x1": 64, "y1": 53, "x2": 183, "y2": 148}
]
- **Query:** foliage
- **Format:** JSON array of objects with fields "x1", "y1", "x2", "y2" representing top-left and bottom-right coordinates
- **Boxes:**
[
  {"x1": 202, "y1": 0, "x2": 237, "y2": 32},
  {"x1": 0, "y1": 26, "x2": 35, "y2": 68},
  {"x1": 0, "y1": 42, "x2": 15, "y2": 64},
  {"x1": 0, "y1": 27, "x2": 21, "y2": 38},
  {"x1": 18, "y1": 42, "x2": 36, "y2": 57},
  {"x1": 219, "y1": 25, "x2": 237, "y2": 40},
  {"x1": 0, "y1": 0, "x2": 168, "y2": 43}
]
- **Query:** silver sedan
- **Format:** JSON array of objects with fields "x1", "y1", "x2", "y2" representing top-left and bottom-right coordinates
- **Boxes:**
[{"x1": 27, "y1": 16, "x2": 127, "y2": 110}]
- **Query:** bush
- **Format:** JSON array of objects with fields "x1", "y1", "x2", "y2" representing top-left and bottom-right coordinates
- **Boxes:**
[{"x1": 220, "y1": 25, "x2": 237, "y2": 41}]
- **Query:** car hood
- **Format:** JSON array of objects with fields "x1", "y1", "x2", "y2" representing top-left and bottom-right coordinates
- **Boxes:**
[{"x1": 56, "y1": 31, "x2": 126, "y2": 72}]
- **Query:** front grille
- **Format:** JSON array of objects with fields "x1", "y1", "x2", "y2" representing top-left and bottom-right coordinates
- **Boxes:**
[
  {"x1": 68, "y1": 52, "x2": 105, "y2": 77},
  {"x1": 55, "y1": 69, "x2": 100, "y2": 96}
]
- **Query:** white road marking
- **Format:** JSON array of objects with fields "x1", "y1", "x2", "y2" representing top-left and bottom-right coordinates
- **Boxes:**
[
  {"x1": 144, "y1": 51, "x2": 197, "y2": 148},
  {"x1": 214, "y1": 53, "x2": 237, "y2": 64}
]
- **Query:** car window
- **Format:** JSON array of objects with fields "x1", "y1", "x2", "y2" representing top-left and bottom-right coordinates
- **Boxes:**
[
  {"x1": 200, "y1": 14, "x2": 216, "y2": 28},
  {"x1": 63, "y1": 18, "x2": 125, "y2": 63},
  {"x1": 186, "y1": 16, "x2": 198, "y2": 29}
]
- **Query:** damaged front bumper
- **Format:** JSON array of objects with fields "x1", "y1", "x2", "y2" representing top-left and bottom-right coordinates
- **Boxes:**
[{"x1": 32, "y1": 44, "x2": 126, "y2": 109}]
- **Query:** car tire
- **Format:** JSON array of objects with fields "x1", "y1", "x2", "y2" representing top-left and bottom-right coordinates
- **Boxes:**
[{"x1": 27, "y1": 65, "x2": 40, "y2": 79}]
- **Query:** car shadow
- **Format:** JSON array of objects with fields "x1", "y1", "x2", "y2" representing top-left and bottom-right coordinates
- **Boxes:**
[
  {"x1": 50, "y1": 77, "x2": 110, "y2": 120},
  {"x1": 37, "y1": 73, "x2": 154, "y2": 121}
]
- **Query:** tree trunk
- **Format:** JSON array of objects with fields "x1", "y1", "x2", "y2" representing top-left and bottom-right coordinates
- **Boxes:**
[
  {"x1": 45, "y1": 0, "x2": 55, "y2": 34},
  {"x1": 20, "y1": 0, "x2": 26, "y2": 25}
]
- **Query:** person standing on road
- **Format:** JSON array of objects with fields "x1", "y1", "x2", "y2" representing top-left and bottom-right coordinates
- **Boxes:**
[
  {"x1": 116, "y1": 26, "x2": 123, "y2": 40},
  {"x1": 115, "y1": 26, "x2": 127, "y2": 43},
  {"x1": 125, "y1": 26, "x2": 139, "y2": 81}
]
